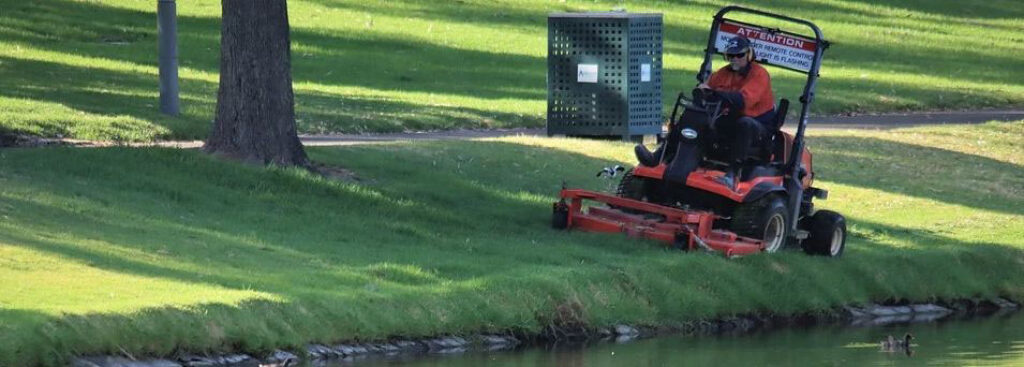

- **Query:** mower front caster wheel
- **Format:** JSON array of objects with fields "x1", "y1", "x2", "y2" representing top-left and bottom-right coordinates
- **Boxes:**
[
  {"x1": 552, "y1": 203, "x2": 569, "y2": 229},
  {"x1": 801, "y1": 210, "x2": 847, "y2": 257}
]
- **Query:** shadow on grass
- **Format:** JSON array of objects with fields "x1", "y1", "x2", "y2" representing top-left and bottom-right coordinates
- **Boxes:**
[
  {"x1": 0, "y1": 137, "x2": 1019, "y2": 295},
  {"x1": 0, "y1": 142, "x2": 629, "y2": 293},
  {"x1": 0, "y1": 142, "x2": 637, "y2": 364},
  {"x1": 0, "y1": 308, "x2": 60, "y2": 366},
  {"x1": 839, "y1": 217, "x2": 1024, "y2": 302},
  {"x1": 841, "y1": 0, "x2": 1024, "y2": 20},
  {"x1": 0, "y1": 138, "x2": 1022, "y2": 364},
  {"x1": 0, "y1": 0, "x2": 546, "y2": 138},
  {"x1": 664, "y1": 1, "x2": 1024, "y2": 114},
  {"x1": 809, "y1": 135, "x2": 1023, "y2": 216},
  {"x1": 0, "y1": 56, "x2": 205, "y2": 138},
  {"x1": 0, "y1": 1, "x2": 549, "y2": 99},
  {"x1": 0, "y1": 297, "x2": 392, "y2": 366},
  {"x1": 302, "y1": 0, "x2": 551, "y2": 31},
  {"x1": 2, "y1": 0, "x2": 1023, "y2": 140},
  {"x1": 0, "y1": 54, "x2": 539, "y2": 139}
]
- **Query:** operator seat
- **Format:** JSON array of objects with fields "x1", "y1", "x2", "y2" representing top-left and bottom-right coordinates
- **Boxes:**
[
  {"x1": 754, "y1": 98, "x2": 789, "y2": 164},
  {"x1": 702, "y1": 98, "x2": 789, "y2": 168}
]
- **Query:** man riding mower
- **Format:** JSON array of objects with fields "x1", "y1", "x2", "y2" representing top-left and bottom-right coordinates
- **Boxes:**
[
  {"x1": 636, "y1": 34, "x2": 776, "y2": 190},
  {"x1": 552, "y1": 6, "x2": 848, "y2": 258}
]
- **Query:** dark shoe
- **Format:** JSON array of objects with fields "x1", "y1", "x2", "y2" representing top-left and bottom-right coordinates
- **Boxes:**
[
  {"x1": 634, "y1": 144, "x2": 662, "y2": 167},
  {"x1": 715, "y1": 170, "x2": 736, "y2": 190}
]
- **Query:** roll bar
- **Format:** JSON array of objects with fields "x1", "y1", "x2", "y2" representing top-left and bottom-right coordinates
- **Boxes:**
[
  {"x1": 695, "y1": 6, "x2": 831, "y2": 234},
  {"x1": 696, "y1": 6, "x2": 829, "y2": 172}
]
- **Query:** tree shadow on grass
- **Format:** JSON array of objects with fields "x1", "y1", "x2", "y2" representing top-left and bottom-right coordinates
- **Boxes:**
[
  {"x1": 4, "y1": 0, "x2": 1023, "y2": 141},
  {"x1": 0, "y1": 54, "x2": 540, "y2": 139},
  {"x1": 0, "y1": 1, "x2": 550, "y2": 100},
  {"x1": 809, "y1": 135, "x2": 1023, "y2": 216},
  {"x1": 732, "y1": 0, "x2": 1024, "y2": 29},
  {"x1": 840, "y1": 0, "x2": 1024, "y2": 20},
  {"x1": 0, "y1": 295, "x2": 440, "y2": 366},
  {"x1": 0, "y1": 142, "x2": 630, "y2": 293},
  {"x1": 0, "y1": 308, "x2": 61, "y2": 366},
  {"x1": 0, "y1": 0, "x2": 548, "y2": 139},
  {"x1": 0, "y1": 141, "x2": 642, "y2": 363},
  {"x1": 1, "y1": 0, "x2": 1020, "y2": 141},
  {"x1": 836, "y1": 217, "x2": 1024, "y2": 302},
  {"x1": 302, "y1": 0, "x2": 551, "y2": 31},
  {"x1": 287, "y1": 33, "x2": 545, "y2": 100},
  {"x1": 662, "y1": 1, "x2": 1024, "y2": 114},
  {"x1": 0, "y1": 56, "x2": 211, "y2": 139},
  {"x1": 1, "y1": 138, "x2": 1019, "y2": 297}
]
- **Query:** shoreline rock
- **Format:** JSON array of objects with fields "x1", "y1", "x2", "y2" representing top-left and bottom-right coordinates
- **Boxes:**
[{"x1": 72, "y1": 297, "x2": 1020, "y2": 367}]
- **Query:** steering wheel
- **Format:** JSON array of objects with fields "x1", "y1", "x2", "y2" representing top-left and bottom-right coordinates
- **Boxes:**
[{"x1": 690, "y1": 87, "x2": 726, "y2": 127}]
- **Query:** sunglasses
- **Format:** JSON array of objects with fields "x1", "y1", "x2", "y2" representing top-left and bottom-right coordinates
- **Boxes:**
[{"x1": 726, "y1": 53, "x2": 746, "y2": 59}]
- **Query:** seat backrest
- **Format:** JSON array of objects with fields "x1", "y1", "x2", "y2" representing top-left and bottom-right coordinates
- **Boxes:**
[{"x1": 774, "y1": 98, "x2": 790, "y2": 129}]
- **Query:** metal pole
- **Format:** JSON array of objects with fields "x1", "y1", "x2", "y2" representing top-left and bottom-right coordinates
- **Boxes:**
[{"x1": 158, "y1": 0, "x2": 180, "y2": 115}]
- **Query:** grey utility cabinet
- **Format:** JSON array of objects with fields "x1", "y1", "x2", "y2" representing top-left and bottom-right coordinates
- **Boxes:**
[{"x1": 547, "y1": 12, "x2": 663, "y2": 139}]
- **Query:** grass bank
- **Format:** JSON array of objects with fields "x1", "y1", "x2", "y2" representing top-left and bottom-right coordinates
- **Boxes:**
[
  {"x1": 1, "y1": 0, "x2": 1022, "y2": 140},
  {"x1": 0, "y1": 122, "x2": 1022, "y2": 366}
]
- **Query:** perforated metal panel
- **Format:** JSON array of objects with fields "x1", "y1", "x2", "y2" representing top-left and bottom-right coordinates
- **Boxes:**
[{"x1": 547, "y1": 12, "x2": 663, "y2": 138}]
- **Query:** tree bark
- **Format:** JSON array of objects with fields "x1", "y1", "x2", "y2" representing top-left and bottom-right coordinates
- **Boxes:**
[{"x1": 205, "y1": 0, "x2": 308, "y2": 167}]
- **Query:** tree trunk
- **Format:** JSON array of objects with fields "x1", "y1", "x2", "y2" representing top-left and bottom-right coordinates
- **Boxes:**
[{"x1": 205, "y1": 0, "x2": 308, "y2": 167}]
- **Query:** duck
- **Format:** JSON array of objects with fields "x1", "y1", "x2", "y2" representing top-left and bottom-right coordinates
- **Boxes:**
[{"x1": 880, "y1": 333, "x2": 914, "y2": 352}]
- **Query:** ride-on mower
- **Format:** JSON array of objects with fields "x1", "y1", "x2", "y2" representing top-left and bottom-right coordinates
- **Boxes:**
[{"x1": 552, "y1": 6, "x2": 847, "y2": 257}]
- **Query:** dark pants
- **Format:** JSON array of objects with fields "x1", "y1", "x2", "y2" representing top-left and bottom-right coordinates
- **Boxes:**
[{"x1": 715, "y1": 115, "x2": 770, "y2": 165}]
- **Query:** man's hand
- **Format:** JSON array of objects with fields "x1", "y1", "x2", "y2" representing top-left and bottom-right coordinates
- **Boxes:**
[{"x1": 697, "y1": 82, "x2": 711, "y2": 90}]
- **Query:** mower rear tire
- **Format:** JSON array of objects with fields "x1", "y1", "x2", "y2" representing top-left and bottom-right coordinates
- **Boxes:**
[
  {"x1": 731, "y1": 195, "x2": 790, "y2": 253},
  {"x1": 801, "y1": 210, "x2": 846, "y2": 257}
]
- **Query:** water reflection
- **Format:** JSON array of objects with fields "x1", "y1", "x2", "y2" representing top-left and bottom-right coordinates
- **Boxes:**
[{"x1": 332, "y1": 311, "x2": 1024, "y2": 367}]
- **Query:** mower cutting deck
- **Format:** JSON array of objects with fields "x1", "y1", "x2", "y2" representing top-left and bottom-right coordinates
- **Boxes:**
[{"x1": 553, "y1": 189, "x2": 764, "y2": 257}]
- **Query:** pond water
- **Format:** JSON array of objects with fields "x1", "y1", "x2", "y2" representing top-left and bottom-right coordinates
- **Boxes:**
[{"x1": 333, "y1": 311, "x2": 1024, "y2": 367}]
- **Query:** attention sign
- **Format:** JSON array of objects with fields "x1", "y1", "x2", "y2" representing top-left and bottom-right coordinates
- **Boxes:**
[{"x1": 715, "y1": 20, "x2": 817, "y2": 73}]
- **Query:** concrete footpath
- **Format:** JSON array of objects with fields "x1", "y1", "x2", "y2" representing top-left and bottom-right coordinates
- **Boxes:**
[
  {"x1": 15, "y1": 109, "x2": 1023, "y2": 149},
  {"x1": 299, "y1": 109, "x2": 1024, "y2": 147}
]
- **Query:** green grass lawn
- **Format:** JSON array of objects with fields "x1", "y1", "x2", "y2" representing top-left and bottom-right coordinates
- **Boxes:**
[
  {"x1": 1, "y1": 122, "x2": 1021, "y2": 366},
  {"x1": 1, "y1": 0, "x2": 1022, "y2": 141}
]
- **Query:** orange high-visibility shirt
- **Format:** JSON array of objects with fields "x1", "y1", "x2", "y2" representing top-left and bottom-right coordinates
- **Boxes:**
[{"x1": 708, "y1": 62, "x2": 775, "y2": 118}]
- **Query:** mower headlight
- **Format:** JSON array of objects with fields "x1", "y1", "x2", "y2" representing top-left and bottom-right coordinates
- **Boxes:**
[{"x1": 682, "y1": 128, "x2": 698, "y2": 139}]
